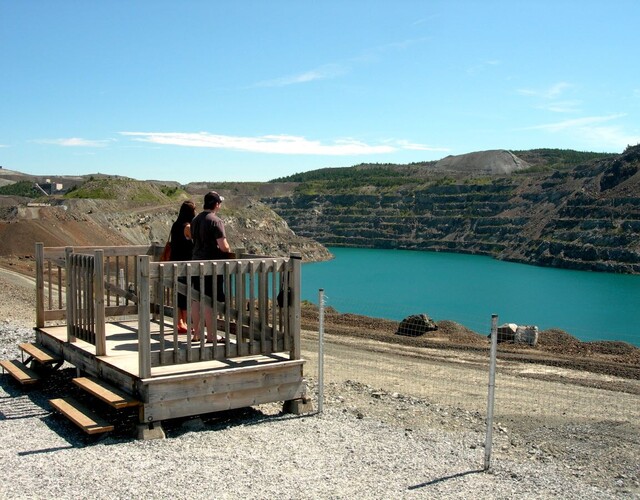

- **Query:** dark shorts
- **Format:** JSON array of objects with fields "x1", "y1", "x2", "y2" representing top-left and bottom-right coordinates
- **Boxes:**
[
  {"x1": 177, "y1": 276, "x2": 188, "y2": 309},
  {"x1": 191, "y1": 275, "x2": 226, "y2": 303}
]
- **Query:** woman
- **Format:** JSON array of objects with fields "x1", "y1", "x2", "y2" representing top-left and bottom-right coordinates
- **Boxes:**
[{"x1": 170, "y1": 200, "x2": 196, "y2": 333}]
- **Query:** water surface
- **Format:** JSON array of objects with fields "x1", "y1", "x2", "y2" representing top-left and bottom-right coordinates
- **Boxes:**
[{"x1": 302, "y1": 247, "x2": 640, "y2": 346}]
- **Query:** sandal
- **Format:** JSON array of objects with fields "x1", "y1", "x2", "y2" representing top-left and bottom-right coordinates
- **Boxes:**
[
  {"x1": 204, "y1": 336, "x2": 225, "y2": 343},
  {"x1": 177, "y1": 325, "x2": 188, "y2": 334}
]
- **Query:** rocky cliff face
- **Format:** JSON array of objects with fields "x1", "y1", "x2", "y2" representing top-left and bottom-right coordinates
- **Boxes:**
[
  {"x1": 264, "y1": 146, "x2": 640, "y2": 273},
  {"x1": 0, "y1": 197, "x2": 331, "y2": 263}
]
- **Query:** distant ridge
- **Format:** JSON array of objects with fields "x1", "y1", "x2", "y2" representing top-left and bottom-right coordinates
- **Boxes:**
[{"x1": 433, "y1": 149, "x2": 530, "y2": 174}]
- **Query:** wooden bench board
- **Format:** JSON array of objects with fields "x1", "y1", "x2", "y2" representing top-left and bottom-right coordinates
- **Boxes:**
[
  {"x1": 49, "y1": 397, "x2": 114, "y2": 434},
  {"x1": 19, "y1": 342, "x2": 61, "y2": 364},
  {"x1": 0, "y1": 359, "x2": 40, "y2": 384},
  {"x1": 73, "y1": 376, "x2": 140, "y2": 409}
]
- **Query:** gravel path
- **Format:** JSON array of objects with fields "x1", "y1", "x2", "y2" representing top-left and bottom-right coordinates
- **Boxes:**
[{"x1": 0, "y1": 271, "x2": 637, "y2": 499}]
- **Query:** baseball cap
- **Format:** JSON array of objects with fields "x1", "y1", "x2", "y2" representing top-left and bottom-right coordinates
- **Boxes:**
[{"x1": 204, "y1": 191, "x2": 224, "y2": 208}]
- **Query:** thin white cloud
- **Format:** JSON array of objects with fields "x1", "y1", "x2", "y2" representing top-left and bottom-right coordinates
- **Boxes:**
[
  {"x1": 120, "y1": 131, "x2": 443, "y2": 156},
  {"x1": 518, "y1": 82, "x2": 572, "y2": 99},
  {"x1": 578, "y1": 125, "x2": 640, "y2": 149},
  {"x1": 253, "y1": 36, "x2": 428, "y2": 88},
  {"x1": 518, "y1": 82, "x2": 579, "y2": 113},
  {"x1": 374, "y1": 37, "x2": 430, "y2": 53},
  {"x1": 523, "y1": 114, "x2": 639, "y2": 150},
  {"x1": 412, "y1": 15, "x2": 438, "y2": 26},
  {"x1": 542, "y1": 100, "x2": 581, "y2": 113},
  {"x1": 354, "y1": 36, "x2": 430, "y2": 65},
  {"x1": 36, "y1": 137, "x2": 113, "y2": 147},
  {"x1": 389, "y1": 139, "x2": 449, "y2": 152},
  {"x1": 253, "y1": 64, "x2": 346, "y2": 88},
  {"x1": 467, "y1": 59, "x2": 501, "y2": 75},
  {"x1": 524, "y1": 114, "x2": 626, "y2": 132}
]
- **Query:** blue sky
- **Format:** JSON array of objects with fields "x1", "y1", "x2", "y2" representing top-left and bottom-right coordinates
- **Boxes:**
[{"x1": 2, "y1": 1, "x2": 639, "y2": 183}]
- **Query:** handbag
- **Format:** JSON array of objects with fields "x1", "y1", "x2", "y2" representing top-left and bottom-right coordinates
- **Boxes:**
[{"x1": 159, "y1": 236, "x2": 171, "y2": 262}]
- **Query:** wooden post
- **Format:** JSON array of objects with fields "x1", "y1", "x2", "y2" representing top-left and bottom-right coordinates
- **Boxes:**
[
  {"x1": 289, "y1": 253, "x2": 302, "y2": 360},
  {"x1": 35, "y1": 243, "x2": 45, "y2": 328},
  {"x1": 65, "y1": 247, "x2": 75, "y2": 342},
  {"x1": 138, "y1": 255, "x2": 151, "y2": 379},
  {"x1": 94, "y1": 250, "x2": 106, "y2": 356}
]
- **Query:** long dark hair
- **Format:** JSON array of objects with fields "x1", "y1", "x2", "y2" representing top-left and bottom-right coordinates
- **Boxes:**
[{"x1": 176, "y1": 200, "x2": 196, "y2": 224}]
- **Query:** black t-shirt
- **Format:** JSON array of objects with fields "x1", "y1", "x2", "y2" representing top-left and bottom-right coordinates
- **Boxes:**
[{"x1": 191, "y1": 210, "x2": 227, "y2": 260}]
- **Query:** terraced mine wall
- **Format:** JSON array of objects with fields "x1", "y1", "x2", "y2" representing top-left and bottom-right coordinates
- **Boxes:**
[{"x1": 264, "y1": 146, "x2": 640, "y2": 274}]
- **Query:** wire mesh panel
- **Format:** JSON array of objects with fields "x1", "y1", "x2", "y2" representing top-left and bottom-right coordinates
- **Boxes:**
[{"x1": 302, "y1": 292, "x2": 640, "y2": 474}]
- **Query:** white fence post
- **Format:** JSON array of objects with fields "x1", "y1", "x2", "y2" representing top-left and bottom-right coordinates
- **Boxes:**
[
  {"x1": 484, "y1": 313, "x2": 499, "y2": 471},
  {"x1": 318, "y1": 288, "x2": 325, "y2": 413}
]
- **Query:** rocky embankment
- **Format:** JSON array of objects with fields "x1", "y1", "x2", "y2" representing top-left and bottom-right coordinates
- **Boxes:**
[
  {"x1": 0, "y1": 196, "x2": 331, "y2": 264},
  {"x1": 264, "y1": 146, "x2": 640, "y2": 273}
]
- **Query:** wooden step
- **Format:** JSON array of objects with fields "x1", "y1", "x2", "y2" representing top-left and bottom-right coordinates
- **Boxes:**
[
  {"x1": 19, "y1": 343, "x2": 61, "y2": 364},
  {"x1": 73, "y1": 376, "x2": 140, "y2": 409},
  {"x1": 0, "y1": 359, "x2": 40, "y2": 385},
  {"x1": 49, "y1": 397, "x2": 114, "y2": 434}
]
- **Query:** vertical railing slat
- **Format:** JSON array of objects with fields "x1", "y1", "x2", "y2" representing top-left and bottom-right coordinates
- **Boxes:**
[
  {"x1": 57, "y1": 265, "x2": 63, "y2": 310},
  {"x1": 124, "y1": 255, "x2": 130, "y2": 306},
  {"x1": 115, "y1": 256, "x2": 121, "y2": 306},
  {"x1": 171, "y1": 263, "x2": 180, "y2": 358},
  {"x1": 212, "y1": 261, "x2": 219, "y2": 359},
  {"x1": 158, "y1": 264, "x2": 166, "y2": 358},
  {"x1": 105, "y1": 255, "x2": 112, "y2": 307},
  {"x1": 282, "y1": 264, "x2": 290, "y2": 353},
  {"x1": 95, "y1": 250, "x2": 106, "y2": 356},
  {"x1": 271, "y1": 260, "x2": 277, "y2": 352},
  {"x1": 259, "y1": 261, "x2": 268, "y2": 353},
  {"x1": 65, "y1": 247, "x2": 74, "y2": 341},
  {"x1": 47, "y1": 259, "x2": 52, "y2": 311},
  {"x1": 224, "y1": 262, "x2": 231, "y2": 353},
  {"x1": 249, "y1": 261, "x2": 256, "y2": 355},
  {"x1": 35, "y1": 243, "x2": 45, "y2": 328},
  {"x1": 289, "y1": 253, "x2": 302, "y2": 360},
  {"x1": 235, "y1": 260, "x2": 245, "y2": 356},
  {"x1": 138, "y1": 255, "x2": 151, "y2": 378}
]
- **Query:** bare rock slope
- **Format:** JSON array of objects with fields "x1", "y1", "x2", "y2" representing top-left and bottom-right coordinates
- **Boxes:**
[{"x1": 434, "y1": 149, "x2": 530, "y2": 174}]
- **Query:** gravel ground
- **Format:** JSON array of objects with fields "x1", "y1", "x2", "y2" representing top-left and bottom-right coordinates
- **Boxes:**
[{"x1": 0, "y1": 271, "x2": 637, "y2": 499}]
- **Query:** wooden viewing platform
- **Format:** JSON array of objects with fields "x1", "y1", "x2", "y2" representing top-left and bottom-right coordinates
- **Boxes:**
[{"x1": 1, "y1": 242, "x2": 312, "y2": 438}]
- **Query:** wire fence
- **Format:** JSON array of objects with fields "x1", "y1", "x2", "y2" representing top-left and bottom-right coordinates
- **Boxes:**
[{"x1": 300, "y1": 289, "x2": 640, "y2": 473}]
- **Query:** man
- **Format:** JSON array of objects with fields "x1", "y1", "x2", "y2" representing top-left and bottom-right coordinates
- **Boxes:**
[{"x1": 191, "y1": 191, "x2": 231, "y2": 343}]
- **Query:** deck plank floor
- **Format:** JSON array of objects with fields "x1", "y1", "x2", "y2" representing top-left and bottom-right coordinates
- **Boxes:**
[{"x1": 39, "y1": 320, "x2": 290, "y2": 379}]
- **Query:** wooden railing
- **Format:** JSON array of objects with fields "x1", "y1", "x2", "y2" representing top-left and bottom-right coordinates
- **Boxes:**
[
  {"x1": 137, "y1": 253, "x2": 302, "y2": 378},
  {"x1": 65, "y1": 250, "x2": 105, "y2": 354},
  {"x1": 35, "y1": 243, "x2": 155, "y2": 328},
  {"x1": 35, "y1": 243, "x2": 302, "y2": 379}
]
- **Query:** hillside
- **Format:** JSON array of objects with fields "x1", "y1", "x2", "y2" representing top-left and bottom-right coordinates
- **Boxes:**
[
  {"x1": 0, "y1": 177, "x2": 331, "y2": 271},
  {"x1": 2, "y1": 146, "x2": 638, "y2": 274},
  {"x1": 263, "y1": 146, "x2": 640, "y2": 273},
  {"x1": 433, "y1": 150, "x2": 530, "y2": 174}
]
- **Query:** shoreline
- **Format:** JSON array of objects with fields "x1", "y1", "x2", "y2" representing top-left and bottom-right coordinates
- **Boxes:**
[
  {"x1": 302, "y1": 246, "x2": 640, "y2": 347},
  {"x1": 301, "y1": 304, "x2": 640, "y2": 383}
]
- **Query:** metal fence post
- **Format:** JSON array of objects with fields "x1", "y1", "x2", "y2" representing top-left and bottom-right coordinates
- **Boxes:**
[
  {"x1": 484, "y1": 313, "x2": 498, "y2": 471},
  {"x1": 318, "y1": 288, "x2": 325, "y2": 413}
]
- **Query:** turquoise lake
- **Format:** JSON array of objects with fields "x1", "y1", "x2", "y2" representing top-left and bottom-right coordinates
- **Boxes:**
[{"x1": 301, "y1": 247, "x2": 640, "y2": 347}]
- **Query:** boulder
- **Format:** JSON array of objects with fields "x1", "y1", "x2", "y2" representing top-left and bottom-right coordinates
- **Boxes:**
[
  {"x1": 396, "y1": 314, "x2": 438, "y2": 337},
  {"x1": 496, "y1": 323, "x2": 538, "y2": 346},
  {"x1": 515, "y1": 325, "x2": 539, "y2": 346}
]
